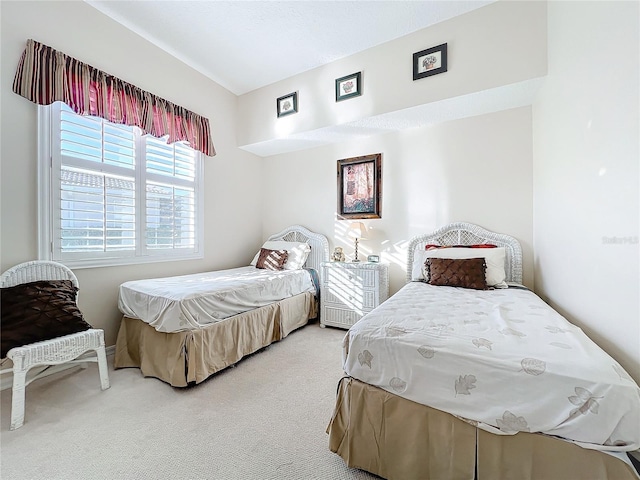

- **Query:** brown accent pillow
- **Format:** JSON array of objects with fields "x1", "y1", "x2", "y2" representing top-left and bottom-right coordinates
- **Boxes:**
[
  {"x1": 1, "y1": 280, "x2": 92, "y2": 358},
  {"x1": 255, "y1": 248, "x2": 289, "y2": 271},
  {"x1": 425, "y1": 257, "x2": 488, "y2": 290}
]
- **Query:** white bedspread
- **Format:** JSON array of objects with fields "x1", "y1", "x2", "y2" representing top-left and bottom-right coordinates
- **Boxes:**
[
  {"x1": 343, "y1": 282, "x2": 640, "y2": 452},
  {"x1": 119, "y1": 266, "x2": 315, "y2": 333}
]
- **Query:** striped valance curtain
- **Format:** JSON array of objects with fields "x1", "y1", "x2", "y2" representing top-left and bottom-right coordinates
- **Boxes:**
[{"x1": 12, "y1": 39, "x2": 216, "y2": 157}]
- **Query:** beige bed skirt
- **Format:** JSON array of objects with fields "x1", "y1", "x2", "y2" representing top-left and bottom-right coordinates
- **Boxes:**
[
  {"x1": 115, "y1": 291, "x2": 317, "y2": 387},
  {"x1": 327, "y1": 377, "x2": 637, "y2": 480}
]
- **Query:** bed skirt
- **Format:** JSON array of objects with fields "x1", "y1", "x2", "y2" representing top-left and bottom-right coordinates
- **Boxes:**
[
  {"x1": 327, "y1": 377, "x2": 638, "y2": 480},
  {"x1": 115, "y1": 291, "x2": 317, "y2": 387}
]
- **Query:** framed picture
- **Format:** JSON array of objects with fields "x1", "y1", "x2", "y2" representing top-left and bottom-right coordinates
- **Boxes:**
[
  {"x1": 413, "y1": 43, "x2": 447, "y2": 81},
  {"x1": 335, "y1": 71, "x2": 362, "y2": 102},
  {"x1": 337, "y1": 153, "x2": 382, "y2": 219},
  {"x1": 277, "y1": 92, "x2": 298, "y2": 117}
]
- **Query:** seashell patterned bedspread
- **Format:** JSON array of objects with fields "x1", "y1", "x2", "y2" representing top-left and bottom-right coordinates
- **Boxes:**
[{"x1": 342, "y1": 282, "x2": 640, "y2": 452}]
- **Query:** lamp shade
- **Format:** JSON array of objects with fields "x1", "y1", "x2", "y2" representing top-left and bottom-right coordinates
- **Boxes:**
[{"x1": 348, "y1": 222, "x2": 367, "y2": 239}]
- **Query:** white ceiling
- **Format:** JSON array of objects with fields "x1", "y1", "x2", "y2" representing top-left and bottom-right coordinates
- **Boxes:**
[{"x1": 86, "y1": 0, "x2": 495, "y2": 95}]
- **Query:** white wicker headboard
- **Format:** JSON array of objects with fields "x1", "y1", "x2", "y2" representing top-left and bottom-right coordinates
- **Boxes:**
[
  {"x1": 266, "y1": 225, "x2": 330, "y2": 277},
  {"x1": 406, "y1": 222, "x2": 523, "y2": 284}
]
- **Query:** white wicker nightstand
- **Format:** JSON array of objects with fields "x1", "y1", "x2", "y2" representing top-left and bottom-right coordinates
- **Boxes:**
[{"x1": 320, "y1": 262, "x2": 389, "y2": 329}]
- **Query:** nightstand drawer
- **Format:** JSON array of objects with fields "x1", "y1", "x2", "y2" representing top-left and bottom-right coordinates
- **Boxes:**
[
  {"x1": 325, "y1": 267, "x2": 377, "y2": 289},
  {"x1": 323, "y1": 288, "x2": 376, "y2": 310},
  {"x1": 323, "y1": 306, "x2": 363, "y2": 329}
]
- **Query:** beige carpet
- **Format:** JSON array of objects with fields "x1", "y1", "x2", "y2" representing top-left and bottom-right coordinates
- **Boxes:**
[{"x1": 0, "y1": 324, "x2": 378, "y2": 480}]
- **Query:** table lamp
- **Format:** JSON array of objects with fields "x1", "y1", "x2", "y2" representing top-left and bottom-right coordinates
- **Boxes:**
[{"x1": 348, "y1": 222, "x2": 367, "y2": 262}]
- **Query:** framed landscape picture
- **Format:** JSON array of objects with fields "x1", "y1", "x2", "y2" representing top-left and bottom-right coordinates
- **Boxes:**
[{"x1": 337, "y1": 153, "x2": 382, "y2": 219}]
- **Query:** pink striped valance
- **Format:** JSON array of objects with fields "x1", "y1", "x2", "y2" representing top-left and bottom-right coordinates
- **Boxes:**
[{"x1": 12, "y1": 39, "x2": 216, "y2": 156}]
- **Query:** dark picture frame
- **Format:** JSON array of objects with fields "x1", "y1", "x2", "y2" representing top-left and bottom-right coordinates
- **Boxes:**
[
  {"x1": 413, "y1": 43, "x2": 447, "y2": 81},
  {"x1": 276, "y1": 92, "x2": 298, "y2": 117},
  {"x1": 335, "y1": 71, "x2": 362, "y2": 102},
  {"x1": 337, "y1": 153, "x2": 382, "y2": 219}
]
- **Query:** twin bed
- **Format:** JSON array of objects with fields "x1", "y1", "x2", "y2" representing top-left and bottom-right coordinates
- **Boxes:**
[
  {"x1": 327, "y1": 222, "x2": 640, "y2": 480},
  {"x1": 113, "y1": 220, "x2": 639, "y2": 479},
  {"x1": 114, "y1": 225, "x2": 329, "y2": 387}
]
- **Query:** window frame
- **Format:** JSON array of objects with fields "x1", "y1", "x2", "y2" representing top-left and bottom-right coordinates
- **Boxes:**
[{"x1": 38, "y1": 103, "x2": 204, "y2": 269}]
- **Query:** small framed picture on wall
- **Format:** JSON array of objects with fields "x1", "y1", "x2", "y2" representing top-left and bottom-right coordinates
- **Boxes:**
[
  {"x1": 335, "y1": 72, "x2": 362, "y2": 102},
  {"x1": 413, "y1": 43, "x2": 448, "y2": 81},
  {"x1": 277, "y1": 92, "x2": 298, "y2": 117}
]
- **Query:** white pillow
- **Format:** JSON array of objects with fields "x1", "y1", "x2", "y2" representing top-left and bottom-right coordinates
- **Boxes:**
[
  {"x1": 411, "y1": 250, "x2": 429, "y2": 281},
  {"x1": 413, "y1": 247, "x2": 508, "y2": 288},
  {"x1": 251, "y1": 240, "x2": 311, "y2": 270}
]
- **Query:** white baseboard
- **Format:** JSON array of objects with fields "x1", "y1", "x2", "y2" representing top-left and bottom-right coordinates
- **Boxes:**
[{"x1": 0, "y1": 345, "x2": 115, "y2": 391}]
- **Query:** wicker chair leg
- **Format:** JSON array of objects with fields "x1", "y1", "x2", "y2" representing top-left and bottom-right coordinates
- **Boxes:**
[
  {"x1": 10, "y1": 369, "x2": 28, "y2": 430},
  {"x1": 96, "y1": 345, "x2": 110, "y2": 390}
]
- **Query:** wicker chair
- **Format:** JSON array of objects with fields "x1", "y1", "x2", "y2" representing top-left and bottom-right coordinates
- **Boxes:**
[{"x1": 0, "y1": 260, "x2": 110, "y2": 430}]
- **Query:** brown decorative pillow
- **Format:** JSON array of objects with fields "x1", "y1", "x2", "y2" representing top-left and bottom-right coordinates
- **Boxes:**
[
  {"x1": 1, "y1": 280, "x2": 92, "y2": 358},
  {"x1": 255, "y1": 248, "x2": 289, "y2": 271},
  {"x1": 425, "y1": 257, "x2": 488, "y2": 290}
]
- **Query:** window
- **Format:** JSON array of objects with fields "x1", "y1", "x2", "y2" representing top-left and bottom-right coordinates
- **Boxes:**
[{"x1": 39, "y1": 102, "x2": 204, "y2": 268}]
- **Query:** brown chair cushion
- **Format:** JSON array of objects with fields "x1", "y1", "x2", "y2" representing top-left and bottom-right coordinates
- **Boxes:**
[
  {"x1": 425, "y1": 257, "x2": 488, "y2": 290},
  {"x1": 1, "y1": 280, "x2": 92, "y2": 358},
  {"x1": 255, "y1": 248, "x2": 289, "y2": 271}
]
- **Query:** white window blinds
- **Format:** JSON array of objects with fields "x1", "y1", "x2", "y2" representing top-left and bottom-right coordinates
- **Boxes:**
[{"x1": 40, "y1": 102, "x2": 203, "y2": 268}]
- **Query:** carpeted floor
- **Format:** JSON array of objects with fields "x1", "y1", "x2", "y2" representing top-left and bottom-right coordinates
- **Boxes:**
[{"x1": 0, "y1": 324, "x2": 379, "y2": 480}]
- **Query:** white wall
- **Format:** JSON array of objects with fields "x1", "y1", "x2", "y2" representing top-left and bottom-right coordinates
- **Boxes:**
[
  {"x1": 260, "y1": 107, "x2": 534, "y2": 294},
  {"x1": 254, "y1": 0, "x2": 640, "y2": 383},
  {"x1": 0, "y1": 1, "x2": 263, "y2": 346},
  {"x1": 237, "y1": 0, "x2": 546, "y2": 149},
  {"x1": 239, "y1": 1, "x2": 541, "y2": 295},
  {"x1": 533, "y1": 1, "x2": 639, "y2": 381}
]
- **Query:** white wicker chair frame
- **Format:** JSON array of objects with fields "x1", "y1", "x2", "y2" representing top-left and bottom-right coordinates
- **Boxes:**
[
  {"x1": 406, "y1": 222, "x2": 523, "y2": 284},
  {"x1": 0, "y1": 260, "x2": 110, "y2": 430}
]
